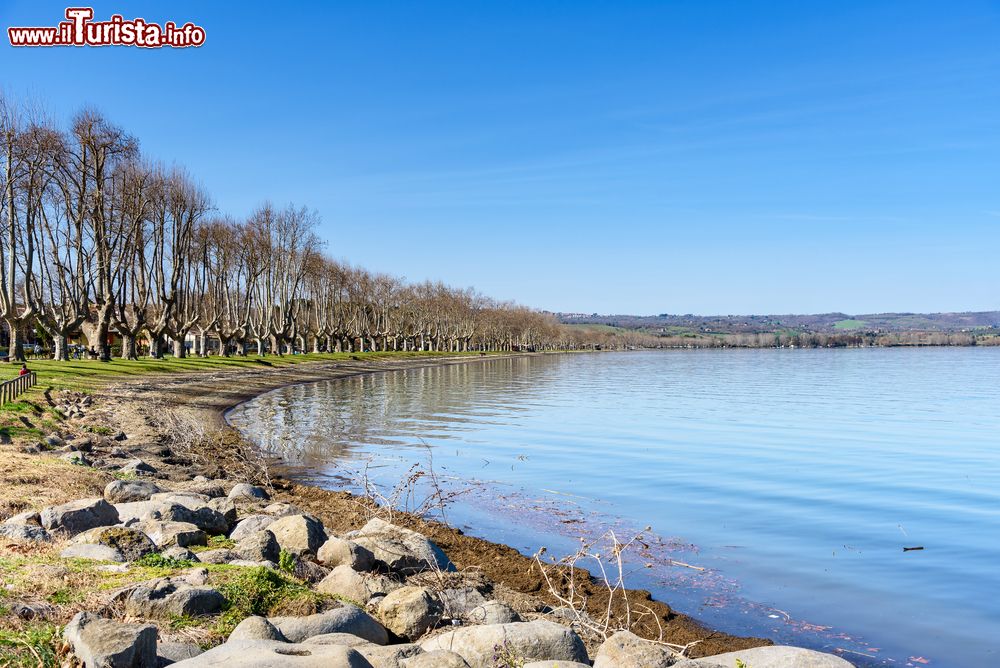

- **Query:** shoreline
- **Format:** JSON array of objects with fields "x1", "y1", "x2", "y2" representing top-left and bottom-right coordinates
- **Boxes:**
[{"x1": 95, "y1": 352, "x2": 771, "y2": 658}]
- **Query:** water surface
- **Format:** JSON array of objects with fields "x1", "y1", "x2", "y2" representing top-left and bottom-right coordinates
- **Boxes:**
[{"x1": 227, "y1": 349, "x2": 1000, "y2": 667}]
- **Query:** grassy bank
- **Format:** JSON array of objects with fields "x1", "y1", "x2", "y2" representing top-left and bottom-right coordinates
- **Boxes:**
[{"x1": 3, "y1": 350, "x2": 506, "y2": 393}]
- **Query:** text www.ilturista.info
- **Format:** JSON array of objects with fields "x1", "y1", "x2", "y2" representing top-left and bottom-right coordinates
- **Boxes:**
[{"x1": 8, "y1": 7, "x2": 205, "y2": 48}]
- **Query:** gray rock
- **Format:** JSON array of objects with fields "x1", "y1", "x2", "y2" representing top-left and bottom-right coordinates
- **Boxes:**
[
  {"x1": 178, "y1": 480, "x2": 226, "y2": 498},
  {"x1": 161, "y1": 546, "x2": 198, "y2": 562},
  {"x1": 60, "y1": 451, "x2": 91, "y2": 466},
  {"x1": 63, "y1": 611, "x2": 157, "y2": 668},
  {"x1": 114, "y1": 500, "x2": 165, "y2": 523},
  {"x1": 158, "y1": 641, "x2": 204, "y2": 666},
  {"x1": 229, "y1": 483, "x2": 270, "y2": 501},
  {"x1": 105, "y1": 480, "x2": 163, "y2": 504},
  {"x1": 673, "y1": 646, "x2": 855, "y2": 668},
  {"x1": 437, "y1": 588, "x2": 488, "y2": 619},
  {"x1": 121, "y1": 459, "x2": 157, "y2": 475},
  {"x1": 8, "y1": 600, "x2": 56, "y2": 620},
  {"x1": 0, "y1": 523, "x2": 50, "y2": 542},
  {"x1": 230, "y1": 514, "x2": 277, "y2": 541},
  {"x1": 125, "y1": 577, "x2": 226, "y2": 619},
  {"x1": 233, "y1": 530, "x2": 280, "y2": 563},
  {"x1": 344, "y1": 519, "x2": 453, "y2": 575},
  {"x1": 169, "y1": 640, "x2": 375, "y2": 667},
  {"x1": 159, "y1": 503, "x2": 229, "y2": 535},
  {"x1": 71, "y1": 525, "x2": 158, "y2": 561},
  {"x1": 316, "y1": 565, "x2": 403, "y2": 605},
  {"x1": 467, "y1": 600, "x2": 522, "y2": 625},
  {"x1": 45, "y1": 433, "x2": 65, "y2": 447},
  {"x1": 195, "y1": 548, "x2": 236, "y2": 564},
  {"x1": 263, "y1": 502, "x2": 303, "y2": 517},
  {"x1": 293, "y1": 559, "x2": 330, "y2": 584},
  {"x1": 208, "y1": 497, "x2": 239, "y2": 527},
  {"x1": 2, "y1": 510, "x2": 40, "y2": 526},
  {"x1": 317, "y1": 537, "x2": 375, "y2": 571},
  {"x1": 40, "y1": 497, "x2": 119, "y2": 536},
  {"x1": 593, "y1": 630, "x2": 679, "y2": 668},
  {"x1": 377, "y1": 586, "x2": 443, "y2": 640},
  {"x1": 302, "y1": 633, "x2": 374, "y2": 647},
  {"x1": 151, "y1": 492, "x2": 212, "y2": 508},
  {"x1": 229, "y1": 615, "x2": 288, "y2": 642},
  {"x1": 135, "y1": 520, "x2": 207, "y2": 548},
  {"x1": 419, "y1": 620, "x2": 589, "y2": 668},
  {"x1": 61, "y1": 543, "x2": 125, "y2": 562},
  {"x1": 267, "y1": 514, "x2": 327, "y2": 556},
  {"x1": 270, "y1": 604, "x2": 389, "y2": 645},
  {"x1": 401, "y1": 650, "x2": 470, "y2": 668},
  {"x1": 355, "y1": 643, "x2": 423, "y2": 668}
]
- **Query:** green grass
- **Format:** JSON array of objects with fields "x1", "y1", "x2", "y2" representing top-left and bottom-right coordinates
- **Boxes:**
[
  {"x1": 214, "y1": 566, "x2": 322, "y2": 636},
  {"x1": 0, "y1": 350, "x2": 507, "y2": 417},
  {"x1": 0, "y1": 624, "x2": 63, "y2": 667},
  {"x1": 833, "y1": 319, "x2": 868, "y2": 330}
]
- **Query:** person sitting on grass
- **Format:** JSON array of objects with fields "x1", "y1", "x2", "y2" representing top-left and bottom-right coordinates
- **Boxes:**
[{"x1": 18, "y1": 363, "x2": 29, "y2": 376}]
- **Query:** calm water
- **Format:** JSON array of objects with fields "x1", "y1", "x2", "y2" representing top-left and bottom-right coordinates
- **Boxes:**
[{"x1": 227, "y1": 349, "x2": 1000, "y2": 667}]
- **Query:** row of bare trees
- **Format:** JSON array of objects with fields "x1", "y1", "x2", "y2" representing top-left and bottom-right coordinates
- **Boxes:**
[{"x1": 1, "y1": 99, "x2": 610, "y2": 362}]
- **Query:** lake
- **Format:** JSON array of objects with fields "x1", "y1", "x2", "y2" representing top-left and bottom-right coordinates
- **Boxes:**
[{"x1": 226, "y1": 349, "x2": 1000, "y2": 667}]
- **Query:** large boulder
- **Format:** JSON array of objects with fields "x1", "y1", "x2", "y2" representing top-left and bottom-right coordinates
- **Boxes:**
[
  {"x1": 70, "y1": 525, "x2": 157, "y2": 561},
  {"x1": 60, "y1": 543, "x2": 125, "y2": 562},
  {"x1": 125, "y1": 576, "x2": 226, "y2": 619},
  {"x1": 234, "y1": 530, "x2": 281, "y2": 563},
  {"x1": 436, "y1": 588, "x2": 488, "y2": 619},
  {"x1": 208, "y1": 497, "x2": 239, "y2": 527},
  {"x1": 159, "y1": 503, "x2": 230, "y2": 535},
  {"x1": 158, "y1": 641, "x2": 204, "y2": 665},
  {"x1": 40, "y1": 498, "x2": 119, "y2": 536},
  {"x1": 169, "y1": 640, "x2": 374, "y2": 667},
  {"x1": 401, "y1": 651, "x2": 471, "y2": 668},
  {"x1": 316, "y1": 565, "x2": 402, "y2": 605},
  {"x1": 135, "y1": 520, "x2": 207, "y2": 548},
  {"x1": 229, "y1": 483, "x2": 270, "y2": 501},
  {"x1": 267, "y1": 514, "x2": 327, "y2": 556},
  {"x1": 317, "y1": 537, "x2": 375, "y2": 571},
  {"x1": 673, "y1": 646, "x2": 856, "y2": 668},
  {"x1": 419, "y1": 620, "x2": 589, "y2": 668},
  {"x1": 377, "y1": 586, "x2": 443, "y2": 640},
  {"x1": 104, "y1": 480, "x2": 163, "y2": 504},
  {"x1": 354, "y1": 643, "x2": 423, "y2": 668},
  {"x1": 0, "y1": 523, "x2": 51, "y2": 542},
  {"x1": 467, "y1": 600, "x2": 521, "y2": 625},
  {"x1": 63, "y1": 611, "x2": 157, "y2": 668},
  {"x1": 229, "y1": 615, "x2": 288, "y2": 642},
  {"x1": 230, "y1": 514, "x2": 277, "y2": 541},
  {"x1": 593, "y1": 630, "x2": 679, "y2": 668},
  {"x1": 344, "y1": 519, "x2": 453, "y2": 575},
  {"x1": 270, "y1": 605, "x2": 389, "y2": 645}
]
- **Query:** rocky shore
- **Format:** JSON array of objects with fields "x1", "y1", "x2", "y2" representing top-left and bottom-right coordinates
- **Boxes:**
[{"x1": 0, "y1": 354, "x2": 856, "y2": 667}]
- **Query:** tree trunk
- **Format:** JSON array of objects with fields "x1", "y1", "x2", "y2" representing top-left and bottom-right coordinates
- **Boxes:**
[
  {"x1": 173, "y1": 338, "x2": 185, "y2": 358},
  {"x1": 6, "y1": 322, "x2": 24, "y2": 362},
  {"x1": 120, "y1": 333, "x2": 138, "y2": 360},
  {"x1": 53, "y1": 334, "x2": 68, "y2": 361}
]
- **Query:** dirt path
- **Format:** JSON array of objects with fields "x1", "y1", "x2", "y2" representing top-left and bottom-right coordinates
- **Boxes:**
[{"x1": 95, "y1": 352, "x2": 771, "y2": 658}]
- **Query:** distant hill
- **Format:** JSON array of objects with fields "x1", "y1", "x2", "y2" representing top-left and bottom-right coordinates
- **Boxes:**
[{"x1": 556, "y1": 311, "x2": 1000, "y2": 335}]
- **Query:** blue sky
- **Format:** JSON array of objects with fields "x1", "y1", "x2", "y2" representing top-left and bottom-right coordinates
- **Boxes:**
[{"x1": 3, "y1": 1, "x2": 999, "y2": 315}]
